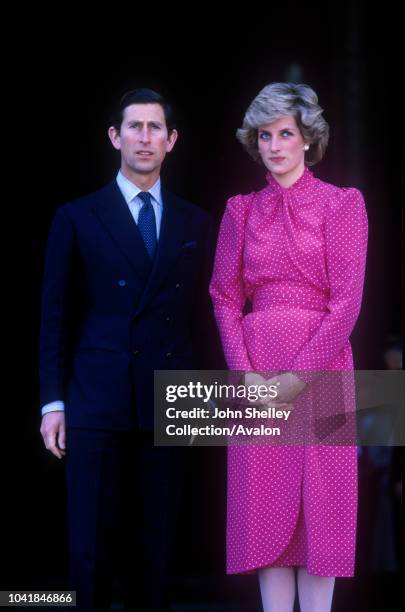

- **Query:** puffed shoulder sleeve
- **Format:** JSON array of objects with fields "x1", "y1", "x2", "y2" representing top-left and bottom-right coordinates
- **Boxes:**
[
  {"x1": 209, "y1": 194, "x2": 253, "y2": 370},
  {"x1": 291, "y1": 187, "x2": 368, "y2": 374}
]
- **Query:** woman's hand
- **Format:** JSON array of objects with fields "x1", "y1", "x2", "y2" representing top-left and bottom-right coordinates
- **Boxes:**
[
  {"x1": 244, "y1": 372, "x2": 292, "y2": 408},
  {"x1": 265, "y1": 372, "x2": 306, "y2": 403}
]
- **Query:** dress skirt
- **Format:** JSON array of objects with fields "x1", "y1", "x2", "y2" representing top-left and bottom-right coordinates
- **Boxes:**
[{"x1": 226, "y1": 303, "x2": 358, "y2": 577}]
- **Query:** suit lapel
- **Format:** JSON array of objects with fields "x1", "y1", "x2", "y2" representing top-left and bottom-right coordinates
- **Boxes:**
[
  {"x1": 92, "y1": 181, "x2": 190, "y2": 315},
  {"x1": 134, "y1": 188, "x2": 190, "y2": 316},
  {"x1": 92, "y1": 181, "x2": 152, "y2": 284}
]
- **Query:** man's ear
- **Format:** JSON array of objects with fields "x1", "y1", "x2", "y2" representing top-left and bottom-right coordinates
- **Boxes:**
[
  {"x1": 166, "y1": 129, "x2": 178, "y2": 153},
  {"x1": 108, "y1": 126, "x2": 121, "y2": 150}
]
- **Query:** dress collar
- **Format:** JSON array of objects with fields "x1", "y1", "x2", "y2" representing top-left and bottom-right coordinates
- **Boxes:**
[{"x1": 265, "y1": 166, "x2": 314, "y2": 194}]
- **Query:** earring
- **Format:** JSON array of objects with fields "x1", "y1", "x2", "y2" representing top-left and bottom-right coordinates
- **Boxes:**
[{"x1": 303, "y1": 144, "x2": 309, "y2": 151}]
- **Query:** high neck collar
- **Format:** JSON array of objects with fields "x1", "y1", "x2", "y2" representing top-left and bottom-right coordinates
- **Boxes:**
[{"x1": 265, "y1": 166, "x2": 314, "y2": 193}]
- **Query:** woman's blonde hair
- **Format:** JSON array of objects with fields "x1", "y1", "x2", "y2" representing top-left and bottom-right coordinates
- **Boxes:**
[{"x1": 236, "y1": 82, "x2": 329, "y2": 166}]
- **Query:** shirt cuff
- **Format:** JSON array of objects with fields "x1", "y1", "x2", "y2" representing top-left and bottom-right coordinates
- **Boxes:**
[{"x1": 41, "y1": 401, "x2": 65, "y2": 415}]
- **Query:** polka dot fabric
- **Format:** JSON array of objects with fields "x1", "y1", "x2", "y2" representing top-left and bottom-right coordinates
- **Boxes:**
[{"x1": 209, "y1": 167, "x2": 368, "y2": 577}]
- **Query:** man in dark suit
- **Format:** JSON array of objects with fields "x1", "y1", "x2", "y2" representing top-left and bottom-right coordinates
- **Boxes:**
[{"x1": 39, "y1": 88, "x2": 214, "y2": 611}]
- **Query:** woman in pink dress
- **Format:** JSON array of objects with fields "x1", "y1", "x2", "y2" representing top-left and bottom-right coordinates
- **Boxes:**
[{"x1": 209, "y1": 82, "x2": 368, "y2": 612}]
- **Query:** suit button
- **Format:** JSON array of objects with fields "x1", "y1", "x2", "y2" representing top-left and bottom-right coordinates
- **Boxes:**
[
  {"x1": 118, "y1": 280, "x2": 126, "y2": 287},
  {"x1": 166, "y1": 352, "x2": 172, "y2": 358},
  {"x1": 165, "y1": 316, "x2": 171, "y2": 322},
  {"x1": 175, "y1": 283, "x2": 181, "y2": 289},
  {"x1": 132, "y1": 349, "x2": 140, "y2": 356}
]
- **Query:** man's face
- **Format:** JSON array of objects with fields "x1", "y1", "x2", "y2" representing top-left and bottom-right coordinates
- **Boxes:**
[{"x1": 108, "y1": 103, "x2": 177, "y2": 179}]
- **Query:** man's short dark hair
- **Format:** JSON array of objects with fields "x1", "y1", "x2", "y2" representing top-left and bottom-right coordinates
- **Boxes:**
[{"x1": 110, "y1": 88, "x2": 175, "y2": 134}]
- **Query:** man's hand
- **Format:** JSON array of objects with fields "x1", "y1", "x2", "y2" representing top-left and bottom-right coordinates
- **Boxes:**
[{"x1": 40, "y1": 411, "x2": 66, "y2": 459}]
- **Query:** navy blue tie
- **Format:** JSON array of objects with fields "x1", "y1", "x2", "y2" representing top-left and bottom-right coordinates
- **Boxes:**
[{"x1": 137, "y1": 191, "x2": 157, "y2": 259}]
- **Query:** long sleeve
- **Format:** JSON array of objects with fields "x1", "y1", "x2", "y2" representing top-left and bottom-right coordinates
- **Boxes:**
[
  {"x1": 191, "y1": 213, "x2": 224, "y2": 369},
  {"x1": 39, "y1": 207, "x2": 77, "y2": 408},
  {"x1": 291, "y1": 187, "x2": 368, "y2": 374},
  {"x1": 209, "y1": 195, "x2": 253, "y2": 371}
]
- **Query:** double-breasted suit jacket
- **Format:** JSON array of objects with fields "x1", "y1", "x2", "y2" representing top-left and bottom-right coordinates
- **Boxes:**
[{"x1": 39, "y1": 179, "x2": 213, "y2": 431}]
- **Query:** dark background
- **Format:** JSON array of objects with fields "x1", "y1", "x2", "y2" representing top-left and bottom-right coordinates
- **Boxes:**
[{"x1": 2, "y1": 3, "x2": 403, "y2": 610}]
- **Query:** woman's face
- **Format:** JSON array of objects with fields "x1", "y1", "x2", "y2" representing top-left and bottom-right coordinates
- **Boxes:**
[{"x1": 257, "y1": 115, "x2": 307, "y2": 183}]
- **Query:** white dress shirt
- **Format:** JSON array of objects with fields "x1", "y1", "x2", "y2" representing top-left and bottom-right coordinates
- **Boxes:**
[
  {"x1": 116, "y1": 170, "x2": 163, "y2": 237},
  {"x1": 41, "y1": 171, "x2": 163, "y2": 416}
]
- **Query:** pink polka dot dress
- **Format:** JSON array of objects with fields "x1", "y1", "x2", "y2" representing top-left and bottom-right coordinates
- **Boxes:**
[{"x1": 209, "y1": 167, "x2": 368, "y2": 577}]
